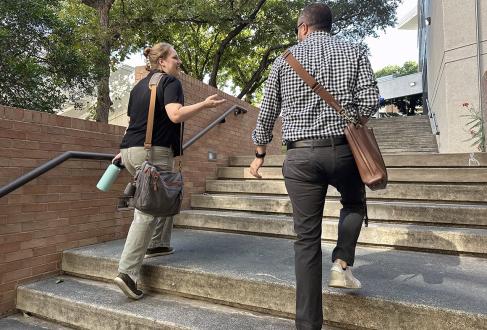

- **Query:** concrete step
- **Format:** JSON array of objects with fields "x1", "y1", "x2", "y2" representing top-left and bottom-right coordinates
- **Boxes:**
[
  {"x1": 374, "y1": 141, "x2": 436, "y2": 146},
  {"x1": 376, "y1": 134, "x2": 434, "y2": 138},
  {"x1": 377, "y1": 147, "x2": 437, "y2": 153},
  {"x1": 0, "y1": 314, "x2": 71, "y2": 329},
  {"x1": 379, "y1": 150, "x2": 438, "y2": 154},
  {"x1": 372, "y1": 129, "x2": 433, "y2": 134},
  {"x1": 375, "y1": 137, "x2": 435, "y2": 141},
  {"x1": 373, "y1": 122, "x2": 432, "y2": 126},
  {"x1": 60, "y1": 229, "x2": 487, "y2": 329},
  {"x1": 229, "y1": 153, "x2": 487, "y2": 167},
  {"x1": 17, "y1": 276, "x2": 298, "y2": 330},
  {"x1": 216, "y1": 166, "x2": 487, "y2": 183},
  {"x1": 375, "y1": 141, "x2": 436, "y2": 146},
  {"x1": 206, "y1": 180, "x2": 487, "y2": 203},
  {"x1": 371, "y1": 125, "x2": 431, "y2": 129},
  {"x1": 375, "y1": 132, "x2": 433, "y2": 135},
  {"x1": 371, "y1": 126, "x2": 432, "y2": 131},
  {"x1": 374, "y1": 125, "x2": 433, "y2": 129},
  {"x1": 174, "y1": 210, "x2": 487, "y2": 255},
  {"x1": 190, "y1": 194, "x2": 487, "y2": 227},
  {"x1": 369, "y1": 118, "x2": 431, "y2": 126},
  {"x1": 373, "y1": 129, "x2": 434, "y2": 133},
  {"x1": 375, "y1": 140, "x2": 436, "y2": 144},
  {"x1": 380, "y1": 151, "x2": 438, "y2": 154},
  {"x1": 375, "y1": 136, "x2": 434, "y2": 139}
]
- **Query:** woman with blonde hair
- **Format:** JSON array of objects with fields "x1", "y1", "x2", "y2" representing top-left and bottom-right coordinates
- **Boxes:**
[{"x1": 113, "y1": 42, "x2": 225, "y2": 299}]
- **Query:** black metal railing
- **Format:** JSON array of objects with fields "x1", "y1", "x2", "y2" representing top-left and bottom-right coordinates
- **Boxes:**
[
  {"x1": 0, "y1": 105, "x2": 248, "y2": 198},
  {"x1": 0, "y1": 151, "x2": 114, "y2": 198},
  {"x1": 426, "y1": 98, "x2": 440, "y2": 135},
  {"x1": 183, "y1": 105, "x2": 247, "y2": 150}
]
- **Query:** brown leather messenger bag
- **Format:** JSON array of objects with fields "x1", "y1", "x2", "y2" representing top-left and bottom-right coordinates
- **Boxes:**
[{"x1": 283, "y1": 50, "x2": 388, "y2": 191}]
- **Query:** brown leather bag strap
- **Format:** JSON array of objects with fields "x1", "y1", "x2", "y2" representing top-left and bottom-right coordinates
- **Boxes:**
[
  {"x1": 282, "y1": 50, "x2": 359, "y2": 124},
  {"x1": 144, "y1": 84, "x2": 157, "y2": 150},
  {"x1": 145, "y1": 72, "x2": 184, "y2": 170},
  {"x1": 144, "y1": 72, "x2": 166, "y2": 150}
]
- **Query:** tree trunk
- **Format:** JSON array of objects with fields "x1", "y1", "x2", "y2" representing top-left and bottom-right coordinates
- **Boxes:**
[{"x1": 93, "y1": 1, "x2": 113, "y2": 123}]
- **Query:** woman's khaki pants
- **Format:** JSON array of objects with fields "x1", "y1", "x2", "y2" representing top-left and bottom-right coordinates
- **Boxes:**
[{"x1": 118, "y1": 146, "x2": 174, "y2": 281}]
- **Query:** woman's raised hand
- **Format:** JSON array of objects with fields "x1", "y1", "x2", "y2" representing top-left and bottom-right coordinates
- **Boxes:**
[{"x1": 204, "y1": 94, "x2": 226, "y2": 108}]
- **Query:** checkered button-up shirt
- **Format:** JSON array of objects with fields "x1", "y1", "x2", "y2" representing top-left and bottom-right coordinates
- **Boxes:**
[{"x1": 252, "y1": 31, "x2": 379, "y2": 145}]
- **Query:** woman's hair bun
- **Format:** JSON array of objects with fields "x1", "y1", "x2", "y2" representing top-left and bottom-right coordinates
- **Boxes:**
[{"x1": 143, "y1": 47, "x2": 151, "y2": 58}]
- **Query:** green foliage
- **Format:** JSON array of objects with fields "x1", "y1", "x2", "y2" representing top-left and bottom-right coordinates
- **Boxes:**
[
  {"x1": 142, "y1": 0, "x2": 402, "y2": 102},
  {"x1": 375, "y1": 60, "x2": 419, "y2": 78},
  {"x1": 461, "y1": 102, "x2": 486, "y2": 152},
  {"x1": 0, "y1": 0, "x2": 96, "y2": 113},
  {"x1": 1, "y1": 0, "x2": 403, "y2": 115}
]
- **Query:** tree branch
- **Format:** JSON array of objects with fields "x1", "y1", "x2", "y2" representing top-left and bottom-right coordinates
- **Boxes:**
[
  {"x1": 237, "y1": 43, "x2": 291, "y2": 99},
  {"x1": 208, "y1": 0, "x2": 267, "y2": 87},
  {"x1": 201, "y1": 32, "x2": 221, "y2": 76}
]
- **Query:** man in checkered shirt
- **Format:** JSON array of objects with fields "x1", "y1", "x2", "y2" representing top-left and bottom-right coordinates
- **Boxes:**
[{"x1": 249, "y1": 3, "x2": 379, "y2": 329}]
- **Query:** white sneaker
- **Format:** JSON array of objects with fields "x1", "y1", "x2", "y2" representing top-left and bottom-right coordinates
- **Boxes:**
[{"x1": 328, "y1": 262, "x2": 361, "y2": 289}]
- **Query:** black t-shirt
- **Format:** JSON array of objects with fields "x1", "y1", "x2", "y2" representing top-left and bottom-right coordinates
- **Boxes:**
[{"x1": 120, "y1": 71, "x2": 185, "y2": 156}]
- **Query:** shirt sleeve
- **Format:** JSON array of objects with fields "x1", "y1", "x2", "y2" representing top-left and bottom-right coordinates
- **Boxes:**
[
  {"x1": 251, "y1": 57, "x2": 283, "y2": 146},
  {"x1": 353, "y1": 47, "x2": 380, "y2": 118},
  {"x1": 157, "y1": 76, "x2": 185, "y2": 106},
  {"x1": 126, "y1": 90, "x2": 134, "y2": 116}
]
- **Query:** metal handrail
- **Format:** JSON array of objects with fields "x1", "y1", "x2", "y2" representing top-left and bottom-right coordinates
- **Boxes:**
[
  {"x1": 0, "y1": 151, "x2": 114, "y2": 198},
  {"x1": 426, "y1": 98, "x2": 440, "y2": 135},
  {"x1": 182, "y1": 105, "x2": 247, "y2": 150},
  {"x1": 0, "y1": 105, "x2": 248, "y2": 198}
]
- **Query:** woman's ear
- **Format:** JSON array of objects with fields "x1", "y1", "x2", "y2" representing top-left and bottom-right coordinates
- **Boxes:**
[{"x1": 157, "y1": 57, "x2": 164, "y2": 69}]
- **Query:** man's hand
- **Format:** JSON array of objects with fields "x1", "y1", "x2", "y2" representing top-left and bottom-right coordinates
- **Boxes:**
[{"x1": 249, "y1": 157, "x2": 264, "y2": 179}]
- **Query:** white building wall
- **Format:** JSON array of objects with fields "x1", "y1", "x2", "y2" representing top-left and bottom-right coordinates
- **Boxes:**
[{"x1": 427, "y1": 0, "x2": 487, "y2": 152}]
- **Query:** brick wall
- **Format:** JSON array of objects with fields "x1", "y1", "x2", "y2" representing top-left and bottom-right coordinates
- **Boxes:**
[
  {"x1": 0, "y1": 106, "x2": 133, "y2": 316},
  {"x1": 0, "y1": 73, "x2": 282, "y2": 316}
]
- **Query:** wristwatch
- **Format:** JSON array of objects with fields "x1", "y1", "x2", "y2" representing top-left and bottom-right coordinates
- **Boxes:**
[{"x1": 255, "y1": 151, "x2": 266, "y2": 159}]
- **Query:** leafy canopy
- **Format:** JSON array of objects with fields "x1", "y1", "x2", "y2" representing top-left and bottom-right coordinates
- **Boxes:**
[
  {"x1": 1, "y1": 0, "x2": 403, "y2": 115},
  {"x1": 375, "y1": 60, "x2": 419, "y2": 79},
  {"x1": 139, "y1": 0, "x2": 403, "y2": 103},
  {"x1": 0, "y1": 0, "x2": 96, "y2": 113}
]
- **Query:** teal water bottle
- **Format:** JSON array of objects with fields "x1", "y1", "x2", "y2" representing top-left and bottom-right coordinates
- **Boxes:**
[{"x1": 96, "y1": 159, "x2": 124, "y2": 192}]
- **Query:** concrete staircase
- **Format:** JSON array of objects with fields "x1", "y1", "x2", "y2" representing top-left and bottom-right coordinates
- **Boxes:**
[
  {"x1": 13, "y1": 150, "x2": 487, "y2": 329},
  {"x1": 368, "y1": 115, "x2": 438, "y2": 153}
]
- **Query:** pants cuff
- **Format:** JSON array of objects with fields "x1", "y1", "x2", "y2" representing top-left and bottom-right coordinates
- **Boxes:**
[
  {"x1": 295, "y1": 319, "x2": 323, "y2": 330},
  {"x1": 332, "y1": 253, "x2": 354, "y2": 267}
]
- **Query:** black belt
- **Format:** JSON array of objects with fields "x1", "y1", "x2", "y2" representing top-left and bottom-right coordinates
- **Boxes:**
[{"x1": 287, "y1": 136, "x2": 347, "y2": 150}]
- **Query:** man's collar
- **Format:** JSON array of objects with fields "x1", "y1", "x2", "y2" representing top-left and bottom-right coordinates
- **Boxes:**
[{"x1": 307, "y1": 30, "x2": 330, "y2": 38}]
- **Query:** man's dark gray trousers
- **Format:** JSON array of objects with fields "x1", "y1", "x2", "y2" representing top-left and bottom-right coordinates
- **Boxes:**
[{"x1": 283, "y1": 137, "x2": 366, "y2": 330}]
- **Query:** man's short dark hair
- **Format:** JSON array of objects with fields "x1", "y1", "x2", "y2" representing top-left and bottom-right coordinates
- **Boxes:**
[{"x1": 300, "y1": 3, "x2": 333, "y2": 32}]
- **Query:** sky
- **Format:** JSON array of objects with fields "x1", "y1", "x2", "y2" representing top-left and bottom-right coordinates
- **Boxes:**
[
  {"x1": 124, "y1": 0, "x2": 419, "y2": 73},
  {"x1": 365, "y1": 0, "x2": 418, "y2": 71}
]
